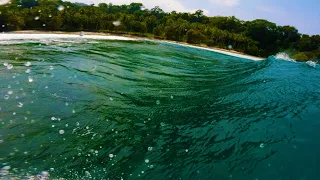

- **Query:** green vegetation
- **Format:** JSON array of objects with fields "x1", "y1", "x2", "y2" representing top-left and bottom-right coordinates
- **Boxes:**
[{"x1": 0, "y1": 0, "x2": 319, "y2": 60}]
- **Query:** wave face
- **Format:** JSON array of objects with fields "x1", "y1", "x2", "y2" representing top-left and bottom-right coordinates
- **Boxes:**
[{"x1": 0, "y1": 39, "x2": 320, "y2": 180}]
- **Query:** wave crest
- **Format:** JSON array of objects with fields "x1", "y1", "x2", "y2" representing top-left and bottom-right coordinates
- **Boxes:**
[
  {"x1": 306, "y1": 61, "x2": 317, "y2": 68},
  {"x1": 273, "y1": 52, "x2": 296, "y2": 62}
]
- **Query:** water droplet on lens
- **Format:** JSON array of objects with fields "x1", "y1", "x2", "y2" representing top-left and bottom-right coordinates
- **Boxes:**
[
  {"x1": 113, "y1": 20, "x2": 121, "y2": 26},
  {"x1": 25, "y1": 62, "x2": 31, "y2": 67},
  {"x1": 7, "y1": 64, "x2": 13, "y2": 70},
  {"x1": 28, "y1": 76, "x2": 33, "y2": 83},
  {"x1": 17, "y1": 102, "x2": 23, "y2": 108},
  {"x1": 59, "y1": 130, "x2": 65, "y2": 134},
  {"x1": 4, "y1": 95, "x2": 9, "y2": 100},
  {"x1": 57, "y1": 5, "x2": 64, "y2": 11}
]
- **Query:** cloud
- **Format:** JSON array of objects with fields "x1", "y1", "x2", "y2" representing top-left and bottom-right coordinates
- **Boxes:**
[
  {"x1": 209, "y1": 0, "x2": 240, "y2": 7},
  {"x1": 65, "y1": 0, "x2": 194, "y2": 13}
]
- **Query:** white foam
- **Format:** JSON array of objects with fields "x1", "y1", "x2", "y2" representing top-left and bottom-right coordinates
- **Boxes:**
[
  {"x1": 0, "y1": 33, "x2": 136, "y2": 41},
  {"x1": 274, "y1": 52, "x2": 295, "y2": 62},
  {"x1": 156, "y1": 41, "x2": 265, "y2": 61},
  {"x1": 306, "y1": 61, "x2": 317, "y2": 68}
]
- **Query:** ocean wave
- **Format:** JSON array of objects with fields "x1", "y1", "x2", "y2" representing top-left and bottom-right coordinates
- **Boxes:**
[
  {"x1": 306, "y1": 61, "x2": 317, "y2": 68},
  {"x1": 273, "y1": 52, "x2": 296, "y2": 62}
]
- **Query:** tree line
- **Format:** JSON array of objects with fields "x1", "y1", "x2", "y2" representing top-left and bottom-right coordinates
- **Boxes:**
[{"x1": 0, "y1": 0, "x2": 319, "y2": 61}]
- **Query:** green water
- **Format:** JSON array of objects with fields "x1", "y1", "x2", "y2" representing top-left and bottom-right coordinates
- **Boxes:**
[{"x1": 0, "y1": 39, "x2": 320, "y2": 180}]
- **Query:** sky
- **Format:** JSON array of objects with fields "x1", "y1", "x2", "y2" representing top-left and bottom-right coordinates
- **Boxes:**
[{"x1": 65, "y1": 0, "x2": 319, "y2": 35}]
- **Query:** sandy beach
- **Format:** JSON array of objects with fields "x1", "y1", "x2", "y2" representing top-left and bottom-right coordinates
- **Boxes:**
[{"x1": 1, "y1": 31, "x2": 265, "y2": 61}]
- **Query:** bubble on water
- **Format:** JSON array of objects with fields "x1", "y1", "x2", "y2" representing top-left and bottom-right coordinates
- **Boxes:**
[
  {"x1": 52, "y1": 125, "x2": 55, "y2": 128},
  {"x1": 42, "y1": 24, "x2": 46, "y2": 27},
  {"x1": 8, "y1": 90, "x2": 13, "y2": 95},
  {"x1": 34, "y1": 16, "x2": 39, "y2": 20},
  {"x1": 109, "y1": 154, "x2": 114, "y2": 158},
  {"x1": 28, "y1": 76, "x2": 34, "y2": 83},
  {"x1": 145, "y1": 159, "x2": 149, "y2": 163},
  {"x1": 17, "y1": 102, "x2": 23, "y2": 108},
  {"x1": 59, "y1": 130, "x2": 65, "y2": 134},
  {"x1": 65, "y1": 102, "x2": 69, "y2": 106},
  {"x1": 25, "y1": 62, "x2": 31, "y2": 67},
  {"x1": 149, "y1": 164, "x2": 154, "y2": 169},
  {"x1": 72, "y1": 109, "x2": 75, "y2": 113},
  {"x1": 45, "y1": 86, "x2": 48, "y2": 89},
  {"x1": 109, "y1": 97, "x2": 113, "y2": 101},
  {"x1": 156, "y1": 100, "x2": 160, "y2": 105},
  {"x1": 0, "y1": 140, "x2": 3, "y2": 144},
  {"x1": 185, "y1": 149, "x2": 189, "y2": 152},
  {"x1": 13, "y1": 112, "x2": 16, "y2": 115},
  {"x1": 26, "y1": 69, "x2": 31, "y2": 73},
  {"x1": 57, "y1": 5, "x2": 65, "y2": 11},
  {"x1": 170, "y1": 95, "x2": 174, "y2": 99},
  {"x1": 49, "y1": 14, "x2": 52, "y2": 18},
  {"x1": 3, "y1": 62, "x2": 8, "y2": 67},
  {"x1": 6, "y1": 64, "x2": 13, "y2": 70},
  {"x1": 113, "y1": 20, "x2": 121, "y2": 26},
  {"x1": 51, "y1": 117, "x2": 56, "y2": 121},
  {"x1": 49, "y1": 66, "x2": 54, "y2": 70},
  {"x1": 260, "y1": 143, "x2": 265, "y2": 148},
  {"x1": 95, "y1": 150, "x2": 98, "y2": 154},
  {"x1": 4, "y1": 95, "x2": 9, "y2": 100},
  {"x1": 148, "y1": 147, "x2": 153, "y2": 151}
]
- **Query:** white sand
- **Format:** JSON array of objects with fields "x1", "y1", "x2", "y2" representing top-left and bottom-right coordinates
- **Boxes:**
[{"x1": 0, "y1": 33, "x2": 136, "y2": 41}]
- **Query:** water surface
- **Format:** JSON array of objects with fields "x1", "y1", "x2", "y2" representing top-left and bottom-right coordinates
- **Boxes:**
[{"x1": 0, "y1": 38, "x2": 320, "y2": 180}]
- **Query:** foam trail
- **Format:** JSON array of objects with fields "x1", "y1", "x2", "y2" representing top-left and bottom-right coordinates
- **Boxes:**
[{"x1": 0, "y1": 33, "x2": 136, "y2": 41}]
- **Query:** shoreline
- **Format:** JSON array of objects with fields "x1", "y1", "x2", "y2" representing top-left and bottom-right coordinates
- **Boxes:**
[{"x1": 2, "y1": 30, "x2": 265, "y2": 61}]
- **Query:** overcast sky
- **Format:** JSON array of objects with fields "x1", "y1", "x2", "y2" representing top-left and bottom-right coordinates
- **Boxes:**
[{"x1": 65, "y1": 0, "x2": 319, "y2": 35}]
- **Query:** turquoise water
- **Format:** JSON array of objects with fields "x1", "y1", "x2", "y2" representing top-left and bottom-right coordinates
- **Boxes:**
[{"x1": 0, "y1": 39, "x2": 320, "y2": 180}]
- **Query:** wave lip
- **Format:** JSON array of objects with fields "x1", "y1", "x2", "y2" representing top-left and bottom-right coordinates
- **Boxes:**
[{"x1": 0, "y1": 33, "x2": 137, "y2": 41}]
